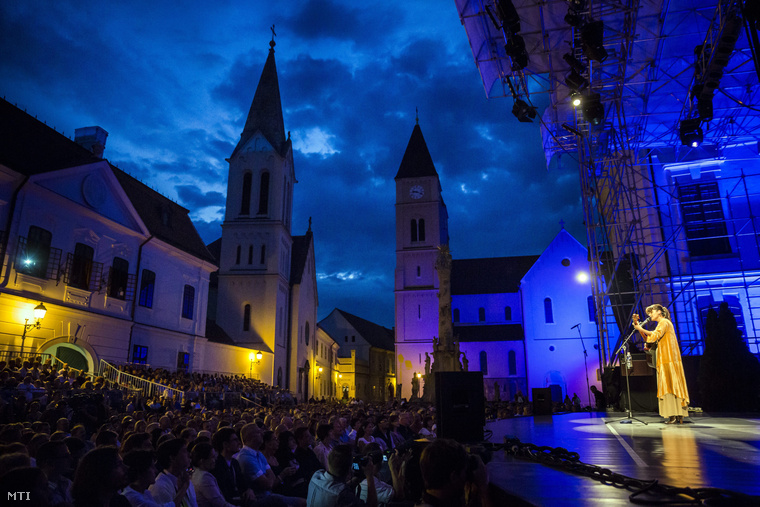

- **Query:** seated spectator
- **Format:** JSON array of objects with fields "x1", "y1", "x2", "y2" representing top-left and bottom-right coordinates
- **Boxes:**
[
  {"x1": 358, "y1": 444, "x2": 406, "y2": 506},
  {"x1": 306, "y1": 444, "x2": 377, "y2": 507},
  {"x1": 0, "y1": 452, "x2": 32, "y2": 474},
  {"x1": 122, "y1": 449, "x2": 175, "y2": 506},
  {"x1": 210, "y1": 427, "x2": 254, "y2": 505},
  {"x1": 312, "y1": 424, "x2": 334, "y2": 470},
  {"x1": 37, "y1": 440, "x2": 74, "y2": 507},
  {"x1": 371, "y1": 417, "x2": 393, "y2": 452},
  {"x1": 355, "y1": 421, "x2": 376, "y2": 452},
  {"x1": 418, "y1": 417, "x2": 435, "y2": 439},
  {"x1": 148, "y1": 439, "x2": 196, "y2": 507},
  {"x1": 190, "y1": 442, "x2": 236, "y2": 507},
  {"x1": 274, "y1": 431, "x2": 307, "y2": 498},
  {"x1": 417, "y1": 439, "x2": 491, "y2": 507},
  {"x1": 71, "y1": 446, "x2": 130, "y2": 507},
  {"x1": 122, "y1": 432, "x2": 154, "y2": 456},
  {"x1": 293, "y1": 427, "x2": 322, "y2": 486}
]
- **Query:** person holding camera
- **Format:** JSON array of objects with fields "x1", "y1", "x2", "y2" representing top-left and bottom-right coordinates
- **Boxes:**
[
  {"x1": 306, "y1": 444, "x2": 377, "y2": 507},
  {"x1": 417, "y1": 439, "x2": 492, "y2": 507},
  {"x1": 357, "y1": 444, "x2": 408, "y2": 506}
]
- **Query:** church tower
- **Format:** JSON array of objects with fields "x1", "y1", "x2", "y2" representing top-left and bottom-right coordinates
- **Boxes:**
[
  {"x1": 216, "y1": 39, "x2": 295, "y2": 385},
  {"x1": 394, "y1": 121, "x2": 449, "y2": 399}
]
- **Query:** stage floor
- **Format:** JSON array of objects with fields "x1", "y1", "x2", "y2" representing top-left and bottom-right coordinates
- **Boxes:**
[{"x1": 483, "y1": 411, "x2": 760, "y2": 506}]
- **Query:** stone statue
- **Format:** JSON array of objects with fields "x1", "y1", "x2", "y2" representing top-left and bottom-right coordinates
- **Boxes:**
[
  {"x1": 411, "y1": 374, "x2": 420, "y2": 400},
  {"x1": 493, "y1": 381, "x2": 501, "y2": 402},
  {"x1": 461, "y1": 352, "x2": 469, "y2": 372},
  {"x1": 424, "y1": 352, "x2": 431, "y2": 376}
]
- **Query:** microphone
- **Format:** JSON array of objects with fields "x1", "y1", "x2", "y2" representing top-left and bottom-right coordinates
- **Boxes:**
[
  {"x1": 636, "y1": 317, "x2": 650, "y2": 327},
  {"x1": 570, "y1": 323, "x2": 581, "y2": 330}
]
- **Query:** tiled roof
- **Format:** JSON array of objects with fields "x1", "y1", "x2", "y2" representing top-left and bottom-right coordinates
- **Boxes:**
[
  {"x1": 451, "y1": 256, "x2": 539, "y2": 295},
  {"x1": 290, "y1": 231, "x2": 312, "y2": 285},
  {"x1": 335, "y1": 309, "x2": 395, "y2": 351},
  {"x1": 111, "y1": 167, "x2": 216, "y2": 264},
  {"x1": 0, "y1": 98, "x2": 100, "y2": 174},
  {"x1": 454, "y1": 324, "x2": 525, "y2": 341},
  {"x1": 395, "y1": 124, "x2": 438, "y2": 180}
]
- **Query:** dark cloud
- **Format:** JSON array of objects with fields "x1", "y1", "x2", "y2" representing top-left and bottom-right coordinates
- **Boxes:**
[{"x1": 176, "y1": 186, "x2": 226, "y2": 209}]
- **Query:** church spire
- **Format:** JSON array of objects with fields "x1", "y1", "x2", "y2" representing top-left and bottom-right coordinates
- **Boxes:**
[
  {"x1": 395, "y1": 123, "x2": 438, "y2": 180},
  {"x1": 234, "y1": 36, "x2": 287, "y2": 157}
]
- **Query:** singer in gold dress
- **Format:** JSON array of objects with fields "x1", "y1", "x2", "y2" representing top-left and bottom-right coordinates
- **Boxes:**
[{"x1": 633, "y1": 304, "x2": 690, "y2": 423}]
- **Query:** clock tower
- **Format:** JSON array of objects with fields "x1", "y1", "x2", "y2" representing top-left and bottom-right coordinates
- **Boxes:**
[{"x1": 394, "y1": 122, "x2": 449, "y2": 399}]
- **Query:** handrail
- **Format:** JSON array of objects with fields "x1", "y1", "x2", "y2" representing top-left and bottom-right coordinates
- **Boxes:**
[
  {"x1": 50, "y1": 355, "x2": 97, "y2": 382},
  {"x1": 99, "y1": 359, "x2": 186, "y2": 401}
]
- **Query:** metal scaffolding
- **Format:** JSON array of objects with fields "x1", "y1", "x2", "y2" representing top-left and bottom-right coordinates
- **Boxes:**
[{"x1": 455, "y1": 0, "x2": 760, "y2": 365}]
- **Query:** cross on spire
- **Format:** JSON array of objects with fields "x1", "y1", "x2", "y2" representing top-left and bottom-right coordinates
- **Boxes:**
[
  {"x1": 270, "y1": 24, "x2": 276, "y2": 49},
  {"x1": 416, "y1": 107, "x2": 419, "y2": 125}
]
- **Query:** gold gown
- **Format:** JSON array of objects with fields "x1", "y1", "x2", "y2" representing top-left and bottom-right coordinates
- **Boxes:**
[{"x1": 647, "y1": 318, "x2": 690, "y2": 416}]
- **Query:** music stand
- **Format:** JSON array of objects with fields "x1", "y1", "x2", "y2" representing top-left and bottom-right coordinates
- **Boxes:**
[{"x1": 605, "y1": 326, "x2": 648, "y2": 425}]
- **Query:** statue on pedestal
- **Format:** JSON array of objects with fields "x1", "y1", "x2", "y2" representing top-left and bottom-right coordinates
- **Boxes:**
[{"x1": 411, "y1": 374, "x2": 420, "y2": 400}]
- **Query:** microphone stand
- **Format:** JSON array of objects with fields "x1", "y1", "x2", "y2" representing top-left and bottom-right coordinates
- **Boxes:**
[
  {"x1": 572, "y1": 324, "x2": 592, "y2": 412},
  {"x1": 605, "y1": 324, "x2": 648, "y2": 425}
]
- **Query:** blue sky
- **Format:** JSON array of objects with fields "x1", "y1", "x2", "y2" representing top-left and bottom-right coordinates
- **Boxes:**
[{"x1": 0, "y1": 0, "x2": 585, "y2": 327}]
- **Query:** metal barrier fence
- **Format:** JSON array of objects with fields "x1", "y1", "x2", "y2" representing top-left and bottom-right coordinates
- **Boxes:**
[
  {"x1": 0, "y1": 349, "x2": 52, "y2": 365},
  {"x1": 99, "y1": 360, "x2": 186, "y2": 402}
]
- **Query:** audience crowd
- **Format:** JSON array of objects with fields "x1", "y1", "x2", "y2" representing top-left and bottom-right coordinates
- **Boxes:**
[{"x1": 0, "y1": 356, "x2": 510, "y2": 507}]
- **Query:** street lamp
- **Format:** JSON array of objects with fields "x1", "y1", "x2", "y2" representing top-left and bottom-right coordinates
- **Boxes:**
[
  {"x1": 248, "y1": 351, "x2": 262, "y2": 378},
  {"x1": 20, "y1": 302, "x2": 47, "y2": 357},
  {"x1": 316, "y1": 366, "x2": 323, "y2": 380}
]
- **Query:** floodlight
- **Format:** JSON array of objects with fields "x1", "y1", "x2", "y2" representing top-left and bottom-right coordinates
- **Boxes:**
[
  {"x1": 581, "y1": 92, "x2": 604, "y2": 125},
  {"x1": 563, "y1": 53, "x2": 586, "y2": 73},
  {"x1": 505, "y1": 35, "x2": 529, "y2": 70},
  {"x1": 565, "y1": 69, "x2": 588, "y2": 92},
  {"x1": 571, "y1": 94, "x2": 582, "y2": 107},
  {"x1": 512, "y1": 99, "x2": 537, "y2": 123},
  {"x1": 679, "y1": 119, "x2": 703, "y2": 148},
  {"x1": 581, "y1": 20, "x2": 608, "y2": 62}
]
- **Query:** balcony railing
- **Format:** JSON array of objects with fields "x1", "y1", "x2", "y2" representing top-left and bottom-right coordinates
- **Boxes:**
[
  {"x1": 106, "y1": 267, "x2": 137, "y2": 301},
  {"x1": 62, "y1": 252, "x2": 103, "y2": 292},
  {"x1": 15, "y1": 236, "x2": 63, "y2": 280}
]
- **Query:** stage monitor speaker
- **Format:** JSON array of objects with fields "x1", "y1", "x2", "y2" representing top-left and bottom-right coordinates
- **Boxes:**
[
  {"x1": 532, "y1": 387, "x2": 553, "y2": 416},
  {"x1": 617, "y1": 366, "x2": 657, "y2": 412},
  {"x1": 435, "y1": 371, "x2": 484, "y2": 442}
]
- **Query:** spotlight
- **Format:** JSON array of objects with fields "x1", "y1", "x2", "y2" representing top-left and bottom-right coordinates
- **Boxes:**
[
  {"x1": 512, "y1": 99, "x2": 537, "y2": 123},
  {"x1": 565, "y1": 69, "x2": 588, "y2": 92},
  {"x1": 571, "y1": 94, "x2": 582, "y2": 107},
  {"x1": 581, "y1": 92, "x2": 604, "y2": 125},
  {"x1": 563, "y1": 53, "x2": 586, "y2": 73},
  {"x1": 505, "y1": 35, "x2": 529, "y2": 70},
  {"x1": 679, "y1": 118, "x2": 703, "y2": 148},
  {"x1": 581, "y1": 20, "x2": 608, "y2": 63}
]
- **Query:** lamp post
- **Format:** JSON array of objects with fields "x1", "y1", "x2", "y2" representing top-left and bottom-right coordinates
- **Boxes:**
[
  {"x1": 248, "y1": 351, "x2": 262, "y2": 378},
  {"x1": 20, "y1": 302, "x2": 47, "y2": 358}
]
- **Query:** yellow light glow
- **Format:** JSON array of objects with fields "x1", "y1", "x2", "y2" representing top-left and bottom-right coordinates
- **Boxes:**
[
  {"x1": 256, "y1": 351, "x2": 262, "y2": 361},
  {"x1": 318, "y1": 366, "x2": 323, "y2": 372},
  {"x1": 576, "y1": 271, "x2": 590, "y2": 283},
  {"x1": 416, "y1": 373, "x2": 422, "y2": 378},
  {"x1": 249, "y1": 352, "x2": 256, "y2": 361}
]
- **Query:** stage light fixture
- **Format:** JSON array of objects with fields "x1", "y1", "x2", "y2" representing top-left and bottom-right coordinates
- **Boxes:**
[
  {"x1": 697, "y1": 91, "x2": 713, "y2": 121},
  {"x1": 512, "y1": 99, "x2": 537, "y2": 123},
  {"x1": 567, "y1": 0, "x2": 587, "y2": 10},
  {"x1": 581, "y1": 20, "x2": 608, "y2": 63},
  {"x1": 505, "y1": 35, "x2": 529, "y2": 70},
  {"x1": 581, "y1": 92, "x2": 604, "y2": 125},
  {"x1": 571, "y1": 94, "x2": 582, "y2": 107},
  {"x1": 565, "y1": 69, "x2": 588, "y2": 92},
  {"x1": 563, "y1": 53, "x2": 586, "y2": 73},
  {"x1": 496, "y1": 0, "x2": 521, "y2": 34},
  {"x1": 679, "y1": 119, "x2": 703, "y2": 148},
  {"x1": 564, "y1": 10, "x2": 584, "y2": 27}
]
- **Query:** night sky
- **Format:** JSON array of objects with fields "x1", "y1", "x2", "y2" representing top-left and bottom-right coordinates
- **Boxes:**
[{"x1": 0, "y1": 1, "x2": 585, "y2": 328}]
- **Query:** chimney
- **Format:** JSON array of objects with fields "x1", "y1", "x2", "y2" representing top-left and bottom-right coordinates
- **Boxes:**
[{"x1": 74, "y1": 126, "x2": 108, "y2": 158}]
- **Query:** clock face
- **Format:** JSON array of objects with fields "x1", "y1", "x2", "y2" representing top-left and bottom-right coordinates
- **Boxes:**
[{"x1": 409, "y1": 185, "x2": 424, "y2": 199}]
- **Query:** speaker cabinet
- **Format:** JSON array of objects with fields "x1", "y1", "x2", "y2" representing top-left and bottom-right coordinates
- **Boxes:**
[
  {"x1": 435, "y1": 371, "x2": 485, "y2": 442},
  {"x1": 532, "y1": 387, "x2": 553, "y2": 416}
]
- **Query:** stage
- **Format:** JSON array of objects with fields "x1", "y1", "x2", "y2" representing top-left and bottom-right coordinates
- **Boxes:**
[{"x1": 483, "y1": 411, "x2": 760, "y2": 506}]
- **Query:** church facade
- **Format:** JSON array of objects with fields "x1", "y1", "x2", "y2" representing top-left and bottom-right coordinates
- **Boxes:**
[{"x1": 393, "y1": 123, "x2": 602, "y2": 404}]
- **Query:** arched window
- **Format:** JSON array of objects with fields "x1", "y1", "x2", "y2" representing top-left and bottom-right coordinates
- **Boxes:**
[
  {"x1": 243, "y1": 304, "x2": 251, "y2": 331},
  {"x1": 508, "y1": 350, "x2": 516, "y2": 375},
  {"x1": 587, "y1": 295, "x2": 596, "y2": 322},
  {"x1": 504, "y1": 306, "x2": 512, "y2": 321},
  {"x1": 453, "y1": 308, "x2": 460, "y2": 323},
  {"x1": 305, "y1": 322, "x2": 310, "y2": 346},
  {"x1": 411, "y1": 219, "x2": 418, "y2": 242},
  {"x1": 478, "y1": 307, "x2": 486, "y2": 322},
  {"x1": 236, "y1": 245, "x2": 241, "y2": 264},
  {"x1": 544, "y1": 297, "x2": 554, "y2": 323},
  {"x1": 241, "y1": 172, "x2": 252, "y2": 214},
  {"x1": 418, "y1": 219, "x2": 425, "y2": 241},
  {"x1": 479, "y1": 351, "x2": 488, "y2": 374},
  {"x1": 258, "y1": 172, "x2": 270, "y2": 214},
  {"x1": 260, "y1": 244, "x2": 266, "y2": 264}
]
